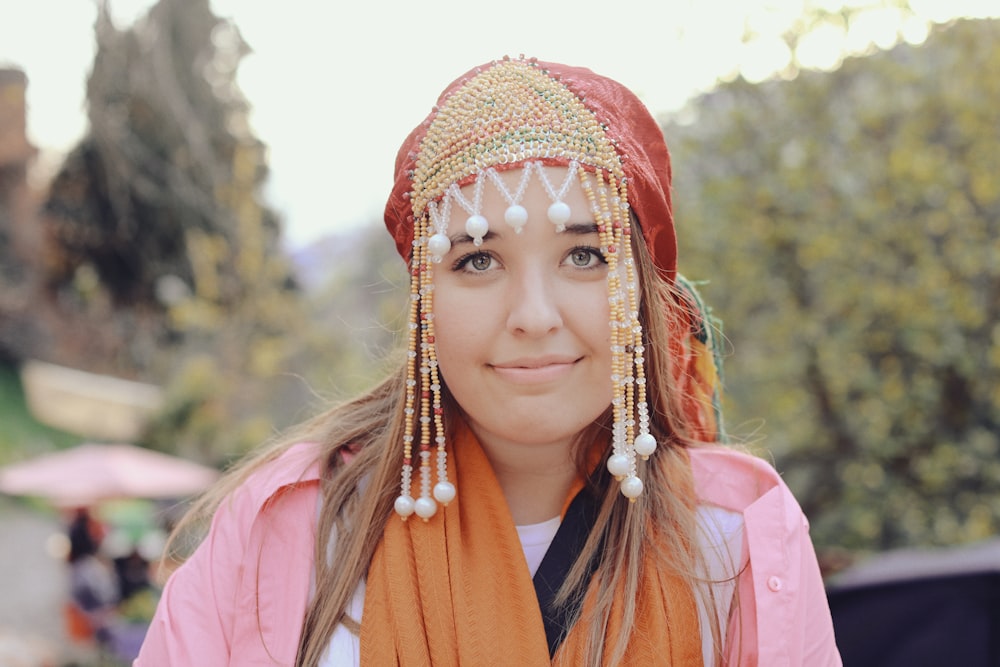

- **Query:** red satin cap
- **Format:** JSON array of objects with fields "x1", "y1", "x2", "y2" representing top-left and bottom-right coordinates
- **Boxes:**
[{"x1": 384, "y1": 58, "x2": 676, "y2": 281}]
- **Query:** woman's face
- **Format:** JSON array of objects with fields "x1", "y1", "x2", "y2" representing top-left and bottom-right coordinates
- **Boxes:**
[{"x1": 432, "y1": 166, "x2": 613, "y2": 451}]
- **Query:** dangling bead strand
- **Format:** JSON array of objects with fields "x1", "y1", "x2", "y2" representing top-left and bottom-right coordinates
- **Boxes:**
[
  {"x1": 414, "y1": 230, "x2": 440, "y2": 521},
  {"x1": 606, "y1": 173, "x2": 642, "y2": 501},
  {"x1": 395, "y1": 213, "x2": 425, "y2": 520},
  {"x1": 395, "y1": 209, "x2": 453, "y2": 521},
  {"x1": 539, "y1": 160, "x2": 579, "y2": 231},
  {"x1": 613, "y1": 175, "x2": 645, "y2": 500},
  {"x1": 426, "y1": 283, "x2": 455, "y2": 505},
  {"x1": 448, "y1": 175, "x2": 489, "y2": 245},
  {"x1": 427, "y1": 197, "x2": 452, "y2": 263},
  {"x1": 619, "y1": 175, "x2": 657, "y2": 462},
  {"x1": 485, "y1": 165, "x2": 533, "y2": 234},
  {"x1": 582, "y1": 167, "x2": 634, "y2": 497}
]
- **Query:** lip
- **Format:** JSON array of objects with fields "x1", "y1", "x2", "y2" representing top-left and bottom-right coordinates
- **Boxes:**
[{"x1": 489, "y1": 356, "x2": 581, "y2": 384}]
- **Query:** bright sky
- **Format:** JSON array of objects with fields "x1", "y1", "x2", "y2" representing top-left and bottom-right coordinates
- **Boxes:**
[{"x1": 1, "y1": 0, "x2": 996, "y2": 249}]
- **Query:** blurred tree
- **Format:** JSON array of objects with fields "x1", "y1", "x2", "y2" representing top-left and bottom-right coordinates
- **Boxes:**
[
  {"x1": 667, "y1": 19, "x2": 999, "y2": 553},
  {"x1": 43, "y1": 0, "x2": 280, "y2": 306},
  {"x1": 35, "y1": 0, "x2": 293, "y2": 378},
  {"x1": 9, "y1": 0, "x2": 321, "y2": 464}
]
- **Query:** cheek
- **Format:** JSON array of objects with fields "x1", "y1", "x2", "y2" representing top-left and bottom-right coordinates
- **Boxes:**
[
  {"x1": 433, "y1": 289, "x2": 468, "y2": 334},
  {"x1": 572, "y1": 284, "x2": 613, "y2": 343},
  {"x1": 432, "y1": 294, "x2": 483, "y2": 374},
  {"x1": 433, "y1": 333, "x2": 483, "y2": 418},
  {"x1": 433, "y1": 333, "x2": 469, "y2": 382}
]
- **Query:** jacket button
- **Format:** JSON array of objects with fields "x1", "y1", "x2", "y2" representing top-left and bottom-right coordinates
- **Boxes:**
[{"x1": 767, "y1": 575, "x2": 783, "y2": 592}]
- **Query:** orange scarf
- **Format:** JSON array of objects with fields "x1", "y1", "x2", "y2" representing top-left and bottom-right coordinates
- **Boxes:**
[{"x1": 361, "y1": 422, "x2": 701, "y2": 665}]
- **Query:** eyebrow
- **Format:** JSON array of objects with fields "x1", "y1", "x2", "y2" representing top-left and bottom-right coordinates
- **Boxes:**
[
  {"x1": 563, "y1": 222, "x2": 600, "y2": 235},
  {"x1": 446, "y1": 222, "x2": 599, "y2": 246},
  {"x1": 448, "y1": 230, "x2": 498, "y2": 246}
]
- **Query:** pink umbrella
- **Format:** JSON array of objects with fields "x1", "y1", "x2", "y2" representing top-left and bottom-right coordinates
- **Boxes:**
[{"x1": 0, "y1": 443, "x2": 219, "y2": 506}]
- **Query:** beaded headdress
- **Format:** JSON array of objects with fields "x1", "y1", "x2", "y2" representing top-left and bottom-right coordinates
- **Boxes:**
[{"x1": 384, "y1": 57, "x2": 678, "y2": 520}]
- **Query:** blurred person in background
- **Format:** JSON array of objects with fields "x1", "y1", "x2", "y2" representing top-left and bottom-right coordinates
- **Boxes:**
[{"x1": 64, "y1": 508, "x2": 118, "y2": 648}]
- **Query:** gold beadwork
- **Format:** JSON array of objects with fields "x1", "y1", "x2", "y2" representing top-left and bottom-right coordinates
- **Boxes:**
[{"x1": 410, "y1": 59, "x2": 624, "y2": 222}]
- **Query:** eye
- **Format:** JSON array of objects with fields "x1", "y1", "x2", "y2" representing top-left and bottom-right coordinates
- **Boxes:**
[
  {"x1": 471, "y1": 254, "x2": 492, "y2": 271},
  {"x1": 566, "y1": 247, "x2": 605, "y2": 269},
  {"x1": 453, "y1": 251, "x2": 495, "y2": 273}
]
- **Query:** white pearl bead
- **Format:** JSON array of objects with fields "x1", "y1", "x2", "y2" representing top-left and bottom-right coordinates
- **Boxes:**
[
  {"x1": 433, "y1": 481, "x2": 456, "y2": 505},
  {"x1": 634, "y1": 433, "x2": 657, "y2": 457},
  {"x1": 414, "y1": 496, "x2": 438, "y2": 520},
  {"x1": 427, "y1": 233, "x2": 451, "y2": 259},
  {"x1": 504, "y1": 204, "x2": 528, "y2": 231},
  {"x1": 547, "y1": 201, "x2": 571, "y2": 227},
  {"x1": 607, "y1": 453, "x2": 630, "y2": 478},
  {"x1": 394, "y1": 495, "x2": 415, "y2": 518},
  {"x1": 620, "y1": 476, "x2": 644, "y2": 499},
  {"x1": 465, "y1": 214, "x2": 489, "y2": 241}
]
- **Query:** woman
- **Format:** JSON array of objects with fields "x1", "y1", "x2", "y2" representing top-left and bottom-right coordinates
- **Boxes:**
[{"x1": 136, "y1": 57, "x2": 840, "y2": 666}]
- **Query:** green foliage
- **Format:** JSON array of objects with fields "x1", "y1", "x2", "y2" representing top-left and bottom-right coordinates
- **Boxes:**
[
  {"x1": 0, "y1": 362, "x2": 76, "y2": 464},
  {"x1": 141, "y1": 223, "x2": 409, "y2": 464},
  {"x1": 295, "y1": 225, "x2": 409, "y2": 398},
  {"x1": 666, "y1": 19, "x2": 1000, "y2": 552}
]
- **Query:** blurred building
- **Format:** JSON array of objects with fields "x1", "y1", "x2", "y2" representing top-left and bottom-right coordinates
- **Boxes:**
[
  {"x1": 0, "y1": 68, "x2": 34, "y2": 167},
  {"x1": 0, "y1": 67, "x2": 41, "y2": 363}
]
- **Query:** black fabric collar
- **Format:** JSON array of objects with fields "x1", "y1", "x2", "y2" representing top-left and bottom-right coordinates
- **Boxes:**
[{"x1": 531, "y1": 486, "x2": 604, "y2": 657}]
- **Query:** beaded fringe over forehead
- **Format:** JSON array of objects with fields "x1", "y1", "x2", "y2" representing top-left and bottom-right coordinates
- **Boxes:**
[
  {"x1": 409, "y1": 58, "x2": 625, "y2": 222},
  {"x1": 391, "y1": 57, "x2": 660, "y2": 522},
  {"x1": 386, "y1": 56, "x2": 677, "y2": 280}
]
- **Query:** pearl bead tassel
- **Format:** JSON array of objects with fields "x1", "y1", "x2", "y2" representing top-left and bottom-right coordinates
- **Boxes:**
[
  {"x1": 465, "y1": 215, "x2": 489, "y2": 245},
  {"x1": 428, "y1": 233, "x2": 451, "y2": 261},
  {"x1": 634, "y1": 433, "x2": 657, "y2": 458},
  {"x1": 504, "y1": 204, "x2": 528, "y2": 232},
  {"x1": 395, "y1": 495, "x2": 416, "y2": 518},
  {"x1": 607, "y1": 453, "x2": 630, "y2": 479},
  {"x1": 620, "y1": 476, "x2": 644, "y2": 500},
  {"x1": 433, "y1": 481, "x2": 456, "y2": 504},
  {"x1": 547, "y1": 201, "x2": 571, "y2": 229},
  {"x1": 414, "y1": 496, "x2": 438, "y2": 520}
]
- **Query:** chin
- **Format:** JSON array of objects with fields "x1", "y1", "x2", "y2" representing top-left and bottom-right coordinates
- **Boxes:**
[{"x1": 480, "y1": 415, "x2": 597, "y2": 447}]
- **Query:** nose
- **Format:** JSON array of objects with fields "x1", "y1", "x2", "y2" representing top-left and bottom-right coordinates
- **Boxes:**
[{"x1": 505, "y1": 268, "x2": 563, "y2": 336}]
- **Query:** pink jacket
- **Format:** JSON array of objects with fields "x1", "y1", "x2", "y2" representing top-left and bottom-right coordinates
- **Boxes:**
[{"x1": 136, "y1": 444, "x2": 841, "y2": 666}]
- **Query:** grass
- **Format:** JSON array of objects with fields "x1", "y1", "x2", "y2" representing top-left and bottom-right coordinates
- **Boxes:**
[{"x1": 0, "y1": 361, "x2": 78, "y2": 465}]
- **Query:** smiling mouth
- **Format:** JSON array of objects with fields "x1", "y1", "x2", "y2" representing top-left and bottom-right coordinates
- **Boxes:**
[{"x1": 489, "y1": 357, "x2": 581, "y2": 384}]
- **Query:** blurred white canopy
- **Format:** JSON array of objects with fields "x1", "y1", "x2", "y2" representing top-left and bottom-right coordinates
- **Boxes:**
[{"x1": 20, "y1": 360, "x2": 164, "y2": 442}]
